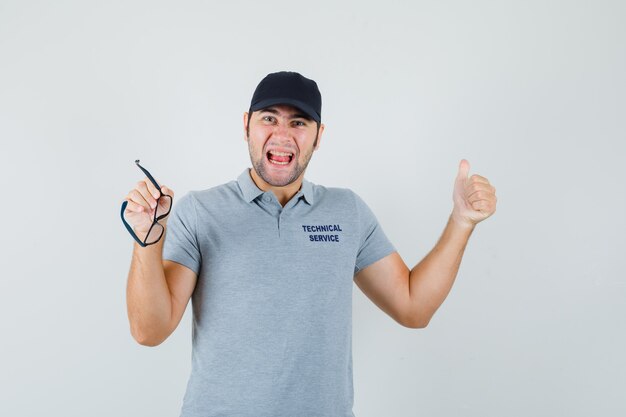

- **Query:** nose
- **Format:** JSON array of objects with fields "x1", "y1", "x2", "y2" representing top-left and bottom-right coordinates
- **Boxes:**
[{"x1": 271, "y1": 121, "x2": 292, "y2": 139}]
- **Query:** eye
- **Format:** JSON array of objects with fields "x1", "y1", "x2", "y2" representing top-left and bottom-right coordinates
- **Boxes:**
[
  {"x1": 293, "y1": 120, "x2": 306, "y2": 127},
  {"x1": 262, "y1": 116, "x2": 275, "y2": 122}
]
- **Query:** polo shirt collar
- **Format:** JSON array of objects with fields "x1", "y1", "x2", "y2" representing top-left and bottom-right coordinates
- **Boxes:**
[{"x1": 237, "y1": 168, "x2": 314, "y2": 205}]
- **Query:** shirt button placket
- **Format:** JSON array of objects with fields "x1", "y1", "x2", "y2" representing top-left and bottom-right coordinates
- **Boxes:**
[
  {"x1": 264, "y1": 194, "x2": 281, "y2": 237},
  {"x1": 276, "y1": 201, "x2": 283, "y2": 238}
]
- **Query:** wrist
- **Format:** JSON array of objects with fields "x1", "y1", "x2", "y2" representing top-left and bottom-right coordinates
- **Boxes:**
[{"x1": 449, "y1": 212, "x2": 475, "y2": 231}]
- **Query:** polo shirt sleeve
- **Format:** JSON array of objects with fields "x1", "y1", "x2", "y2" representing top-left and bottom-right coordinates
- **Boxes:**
[
  {"x1": 162, "y1": 191, "x2": 202, "y2": 276},
  {"x1": 352, "y1": 190, "x2": 397, "y2": 275}
]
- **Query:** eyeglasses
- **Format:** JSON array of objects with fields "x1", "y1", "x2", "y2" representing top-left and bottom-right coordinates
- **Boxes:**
[{"x1": 120, "y1": 160, "x2": 172, "y2": 247}]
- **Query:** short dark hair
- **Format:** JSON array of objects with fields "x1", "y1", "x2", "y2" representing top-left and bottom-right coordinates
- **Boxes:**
[{"x1": 246, "y1": 107, "x2": 321, "y2": 147}]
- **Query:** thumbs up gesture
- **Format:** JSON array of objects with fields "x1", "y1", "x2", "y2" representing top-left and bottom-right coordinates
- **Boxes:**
[{"x1": 451, "y1": 159, "x2": 497, "y2": 229}]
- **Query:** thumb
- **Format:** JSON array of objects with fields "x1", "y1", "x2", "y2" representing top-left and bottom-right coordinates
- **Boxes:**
[{"x1": 456, "y1": 158, "x2": 470, "y2": 182}]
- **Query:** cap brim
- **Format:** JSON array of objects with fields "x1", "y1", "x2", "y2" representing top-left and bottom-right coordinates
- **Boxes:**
[{"x1": 250, "y1": 98, "x2": 320, "y2": 123}]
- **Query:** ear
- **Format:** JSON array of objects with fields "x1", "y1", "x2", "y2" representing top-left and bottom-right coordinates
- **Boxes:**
[
  {"x1": 314, "y1": 123, "x2": 325, "y2": 151},
  {"x1": 243, "y1": 111, "x2": 250, "y2": 142}
]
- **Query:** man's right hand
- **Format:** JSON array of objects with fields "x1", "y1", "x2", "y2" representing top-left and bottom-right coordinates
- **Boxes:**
[{"x1": 123, "y1": 177, "x2": 174, "y2": 240}]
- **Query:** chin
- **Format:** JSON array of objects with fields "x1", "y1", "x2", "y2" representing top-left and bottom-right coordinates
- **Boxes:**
[
  {"x1": 263, "y1": 165, "x2": 301, "y2": 186},
  {"x1": 264, "y1": 173, "x2": 296, "y2": 187}
]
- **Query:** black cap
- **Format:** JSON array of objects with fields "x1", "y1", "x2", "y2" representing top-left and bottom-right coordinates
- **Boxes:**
[{"x1": 249, "y1": 71, "x2": 322, "y2": 123}]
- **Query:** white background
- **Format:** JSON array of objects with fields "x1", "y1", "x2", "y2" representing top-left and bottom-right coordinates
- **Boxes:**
[{"x1": 1, "y1": 1, "x2": 625, "y2": 416}]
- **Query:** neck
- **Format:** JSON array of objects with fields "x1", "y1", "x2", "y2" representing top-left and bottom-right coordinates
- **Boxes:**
[{"x1": 248, "y1": 168, "x2": 304, "y2": 207}]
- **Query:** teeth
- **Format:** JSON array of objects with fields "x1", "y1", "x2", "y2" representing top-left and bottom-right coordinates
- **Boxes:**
[
  {"x1": 269, "y1": 159, "x2": 289, "y2": 165},
  {"x1": 269, "y1": 151, "x2": 293, "y2": 157}
]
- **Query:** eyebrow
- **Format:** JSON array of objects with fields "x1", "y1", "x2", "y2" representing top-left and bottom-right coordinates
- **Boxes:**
[{"x1": 258, "y1": 107, "x2": 312, "y2": 121}]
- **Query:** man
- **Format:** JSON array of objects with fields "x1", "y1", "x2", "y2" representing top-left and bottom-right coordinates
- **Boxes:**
[{"x1": 124, "y1": 71, "x2": 497, "y2": 416}]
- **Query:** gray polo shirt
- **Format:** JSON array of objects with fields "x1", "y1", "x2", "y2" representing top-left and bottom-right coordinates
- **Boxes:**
[{"x1": 162, "y1": 167, "x2": 397, "y2": 417}]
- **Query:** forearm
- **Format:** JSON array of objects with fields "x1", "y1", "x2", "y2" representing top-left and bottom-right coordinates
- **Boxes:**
[
  {"x1": 407, "y1": 213, "x2": 474, "y2": 327},
  {"x1": 126, "y1": 230, "x2": 172, "y2": 346}
]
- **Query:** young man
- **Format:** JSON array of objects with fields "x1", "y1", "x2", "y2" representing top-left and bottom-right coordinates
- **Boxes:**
[{"x1": 124, "y1": 71, "x2": 497, "y2": 417}]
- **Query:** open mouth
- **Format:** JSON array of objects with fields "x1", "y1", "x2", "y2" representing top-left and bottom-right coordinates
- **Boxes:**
[{"x1": 266, "y1": 150, "x2": 294, "y2": 166}]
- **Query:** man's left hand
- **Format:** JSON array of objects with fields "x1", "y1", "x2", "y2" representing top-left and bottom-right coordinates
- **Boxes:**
[{"x1": 451, "y1": 159, "x2": 497, "y2": 228}]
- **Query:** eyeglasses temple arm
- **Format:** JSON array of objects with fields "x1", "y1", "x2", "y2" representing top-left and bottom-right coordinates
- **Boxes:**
[{"x1": 134, "y1": 159, "x2": 162, "y2": 193}]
